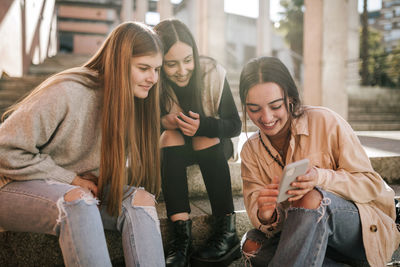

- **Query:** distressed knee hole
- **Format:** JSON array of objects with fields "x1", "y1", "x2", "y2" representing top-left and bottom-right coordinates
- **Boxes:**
[
  {"x1": 242, "y1": 239, "x2": 261, "y2": 255},
  {"x1": 63, "y1": 188, "x2": 98, "y2": 205},
  {"x1": 132, "y1": 189, "x2": 156, "y2": 207},
  {"x1": 56, "y1": 188, "x2": 98, "y2": 225},
  {"x1": 131, "y1": 189, "x2": 160, "y2": 233},
  {"x1": 64, "y1": 188, "x2": 91, "y2": 202}
]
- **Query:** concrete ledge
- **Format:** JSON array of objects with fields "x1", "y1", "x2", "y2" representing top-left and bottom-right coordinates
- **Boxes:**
[{"x1": 370, "y1": 156, "x2": 400, "y2": 184}]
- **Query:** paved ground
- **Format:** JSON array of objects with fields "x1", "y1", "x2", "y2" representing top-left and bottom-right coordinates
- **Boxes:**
[{"x1": 356, "y1": 131, "x2": 400, "y2": 157}]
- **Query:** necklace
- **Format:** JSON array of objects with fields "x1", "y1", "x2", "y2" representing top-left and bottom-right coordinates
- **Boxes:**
[{"x1": 259, "y1": 131, "x2": 285, "y2": 169}]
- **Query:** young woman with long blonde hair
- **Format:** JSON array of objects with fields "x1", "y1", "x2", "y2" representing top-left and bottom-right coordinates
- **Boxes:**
[{"x1": 0, "y1": 22, "x2": 165, "y2": 266}]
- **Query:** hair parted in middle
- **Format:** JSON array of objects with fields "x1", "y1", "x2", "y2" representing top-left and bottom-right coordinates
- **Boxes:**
[
  {"x1": 87, "y1": 21, "x2": 163, "y2": 216},
  {"x1": 239, "y1": 56, "x2": 304, "y2": 131},
  {"x1": 154, "y1": 18, "x2": 205, "y2": 116}
]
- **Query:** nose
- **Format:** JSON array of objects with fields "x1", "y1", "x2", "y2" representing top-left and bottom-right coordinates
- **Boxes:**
[
  {"x1": 177, "y1": 63, "x2": 188, "y2": 76},
  {"x1": 260, "y1": 108, "x2": 273, "y2": 123},
  {"x1": 146, "y1": 69, "x2": 158, "y2": 84}
]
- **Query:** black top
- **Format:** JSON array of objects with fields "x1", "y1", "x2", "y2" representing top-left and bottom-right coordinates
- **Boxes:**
[{"x1": 165, "y1": 78, "x2": 241, "y2": 139}]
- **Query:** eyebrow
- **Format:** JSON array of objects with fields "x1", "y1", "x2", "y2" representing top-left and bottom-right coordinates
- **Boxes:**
[
  {"x1": 137, "y1": 63, "x2": 161, "y2": 68},
  {"x1": 246, "y1": 98, "x2": 284, "y2": 106},
  {"x1": 164, "y1": 54, "x2": 193, "y2": 63}
]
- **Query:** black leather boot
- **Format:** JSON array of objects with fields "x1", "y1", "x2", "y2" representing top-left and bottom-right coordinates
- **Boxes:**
[
  {"x1": 191, "y1": 213, "x2": 240, "y2": 266},
  {"x1": 165, "y1": 219, "x2": 192, "y2": 267}
]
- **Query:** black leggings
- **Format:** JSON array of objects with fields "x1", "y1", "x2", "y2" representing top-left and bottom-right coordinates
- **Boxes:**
[{"x1": 161, "y1": 142, "x2": 234, "y2": 218}]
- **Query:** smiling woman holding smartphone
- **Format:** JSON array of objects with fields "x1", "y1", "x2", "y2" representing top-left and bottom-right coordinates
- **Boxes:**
[{"x1": 239, "y1": 56, "x2": 400, "y2": 266}]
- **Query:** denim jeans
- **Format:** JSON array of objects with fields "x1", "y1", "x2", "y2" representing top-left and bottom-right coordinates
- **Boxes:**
[
  {"x1": 0, "y1": 180, "x2": 165, "y2": 267},
  {"x1": 241, "y1": 189, "x2": 368, "y2": 267}
]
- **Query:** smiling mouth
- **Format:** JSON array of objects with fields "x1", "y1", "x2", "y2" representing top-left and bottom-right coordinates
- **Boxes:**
[
  {"x1": 261, "y1": 120, "x2": 277, "y2": 128},
  {"x1": 175, "y1": 76, "x2": 189, "y2": 82}
]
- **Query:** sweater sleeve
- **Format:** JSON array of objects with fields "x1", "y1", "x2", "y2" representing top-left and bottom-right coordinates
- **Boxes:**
[
  {"x1": 0, "y1": 87, "x2": 77, "y2": 184},
  {"x1": 195, "y1": 78, "x2": 241, "y2": 138}
]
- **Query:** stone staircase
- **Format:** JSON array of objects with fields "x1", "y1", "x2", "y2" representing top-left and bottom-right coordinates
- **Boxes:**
[
  {"x1": 347, "y1": 86, "x2": 400, "y2": 131},
  {"x1": 0, "y1": 54, "x2": 91, "y2": 117},
  {"x1": 0, "y1": 76, "x2": 47, "y2": 117}
]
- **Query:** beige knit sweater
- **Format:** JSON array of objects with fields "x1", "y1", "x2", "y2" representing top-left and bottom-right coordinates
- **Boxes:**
[{"x1": 0, "y1": 68, "x2": 102, "y2": 188}]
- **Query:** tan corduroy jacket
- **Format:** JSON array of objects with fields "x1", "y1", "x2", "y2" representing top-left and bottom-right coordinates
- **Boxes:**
[{"x1": 240, "y1": 106, "x2": 400, "y2": 266}]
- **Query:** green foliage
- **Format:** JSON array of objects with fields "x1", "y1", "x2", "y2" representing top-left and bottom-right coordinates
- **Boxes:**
[
  {"x1": 386, "y1": 46, "x2": 400, "y2": 87},
  {"x1": 278, "y1": 0, "x2": 304, "y2": 56},
  {"x1": 360, "y1": 28, "x2": 400, "y2": 88},
  {"x1": 278, "y1": 0, "x2": 304, "y2": 82}
]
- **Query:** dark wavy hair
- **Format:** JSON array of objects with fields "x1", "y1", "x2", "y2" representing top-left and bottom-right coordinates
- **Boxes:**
[
  {"x1": 154, "y1": 18, "x2": 204, "y2": 116},
  {"x1": 239, "y1": 56, "x2": 304, "y2": 130}
]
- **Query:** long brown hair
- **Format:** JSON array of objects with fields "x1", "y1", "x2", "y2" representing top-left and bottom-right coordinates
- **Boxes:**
[
  {"x1": 2, "y1": 22, "x2": 163, "y2": 216},
  {"x1": 154, "y1": 19, "x2": 204, "y2": 116},
  {"x1": 86, "y1": 22, "x2": 163, "y2": 216}
]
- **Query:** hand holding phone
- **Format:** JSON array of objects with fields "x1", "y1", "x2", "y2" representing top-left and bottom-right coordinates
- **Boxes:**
[
  {"x1": 277, "y1": 159, "x2": 309, "y2": 203},
  {"x1": 176, "y1": 111, "x2": 200, "y2": 136}
]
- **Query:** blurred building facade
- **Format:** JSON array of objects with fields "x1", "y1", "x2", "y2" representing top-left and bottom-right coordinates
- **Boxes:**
[
  {"x1": 375, "y1": 0, "x2": 400, "y2": 52},
  {"x1": 0, "y1": 0, "x2": 360, "y2": 120}
]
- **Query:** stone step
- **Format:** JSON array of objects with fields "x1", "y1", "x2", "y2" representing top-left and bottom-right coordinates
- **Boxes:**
[
  {"x1": 349, "y1": 122, "x2": 400, "y2": 131},
  {"x1": 348, "y1": 97, "x2": 400, "y2": 107},
  {"x1": 28, "y1": 54, "x2": 90, "y2": 75},
  {"x1": 348, "y1": 113, "x2": 400, "y2": 122},
  {"x1": 349, "y1": 105, "x2": 400, "y2": 114},
  {"x1": 0, "y1": 83, "x2": 40, "y2": 116}
]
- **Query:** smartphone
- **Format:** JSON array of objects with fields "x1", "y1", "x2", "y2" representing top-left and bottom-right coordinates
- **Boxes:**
[
  {"x1": 177, "y1": 112, "x2": 194, "y2": 122},
  {"x1": 277, "y1": 159, "x2": 310, "y2": 203}
]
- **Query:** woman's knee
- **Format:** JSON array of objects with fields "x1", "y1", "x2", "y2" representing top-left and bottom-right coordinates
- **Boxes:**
[
  {"x1": 192, "y1": 136, "x2": 220, "y2": 151},
  {"x1": 242, "y1": 239, "x2": 262, "y2": 255},
  {"x1": 241, "y1": 231, "x2": 269, "y2": 267},
  {"x1": 291, "y1": 189, "x2": 322, "y2": 209},
  {"x1": 64, "y1": 188, "x2": 93, "y2": 202},
  {"x1": 132, "y1": 189, "x2": 156, "y2": 207},
  {"x1": 160, "y1": 130, "x2": 184, "y2": 148}
]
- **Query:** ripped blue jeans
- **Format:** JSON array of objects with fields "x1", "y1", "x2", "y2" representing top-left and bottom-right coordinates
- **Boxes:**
[
  {"x1": 0, "y1": 179, "x2": 165, "y2": 267},
  {"x1": 241, "y1": 189, "x2": 368, "y2": 267}
]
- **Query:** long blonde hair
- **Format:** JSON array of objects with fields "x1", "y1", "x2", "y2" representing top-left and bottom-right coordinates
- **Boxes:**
[{"x1": 2, "y1": 22, "x2": 163, "y2": 216}]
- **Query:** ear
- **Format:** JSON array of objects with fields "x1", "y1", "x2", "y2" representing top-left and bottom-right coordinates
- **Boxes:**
[{"x1": 289, "y1": 102, "x2": 294, "y2": 114}]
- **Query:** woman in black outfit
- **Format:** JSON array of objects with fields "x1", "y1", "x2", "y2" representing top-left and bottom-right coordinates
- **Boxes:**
[{"x1": 154, "y1": 19, "x2": 242, "y2": 267}]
